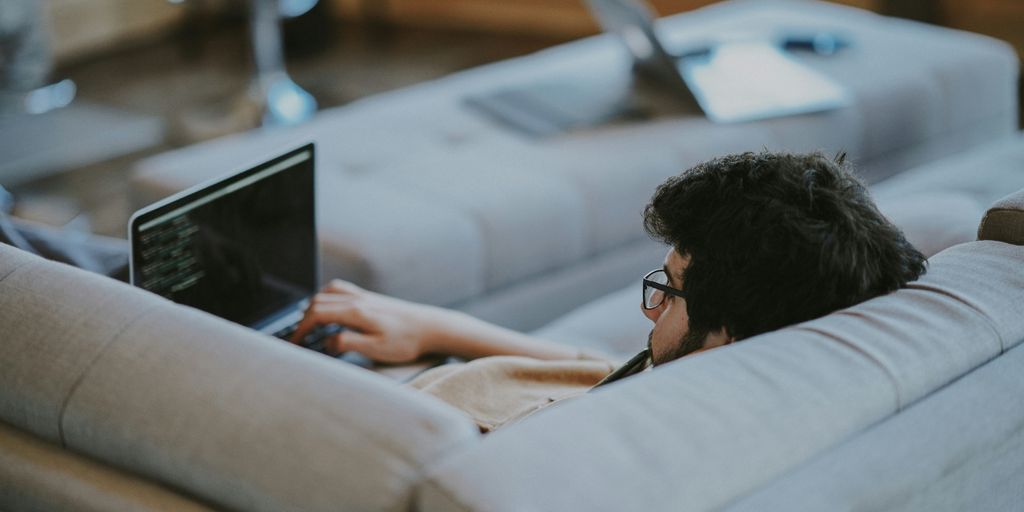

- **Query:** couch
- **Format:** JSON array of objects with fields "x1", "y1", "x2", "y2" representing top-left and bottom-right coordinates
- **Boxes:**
[
  {"x1": 130, "y1": 0, "x2": 1020, "y2": 332},
  {"x1": 4, "y1": 130, "x2": 1024, "y2": 510}
]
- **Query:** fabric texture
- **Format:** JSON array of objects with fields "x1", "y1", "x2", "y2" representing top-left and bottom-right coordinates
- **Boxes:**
[
  {"x1": 0, "y1": 421, "x2": 213, "y2": 511},
  {"x1": 0, "y1": 244, "x2": 159, "y2": 444},
  {"x1": 871, "y1": 132, "x2": 1024, "y2": 214},
  {"x1": 874, "y1": 191, "x2": 984, "y2": 257},
  {"x1": 533, "y1": 282, "x2": 653, "y2": 360},
  {"x1": 408, "y1": 355, "x2": 617, "y2": 432},
  {"x1": 724, "y1": 342, "x2": 1024, "y2": 512},
  {"x1": 0, "y1": 244, "x2": 480, "y2": 512},
  {"x1": 418, "y1": 241, "x2": 1024, "y2": 512}
]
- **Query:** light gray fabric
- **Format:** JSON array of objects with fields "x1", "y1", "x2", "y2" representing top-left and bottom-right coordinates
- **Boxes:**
[
  {"x1": 871, "y1": 132, "x2": 1024, "y2": 212},
  {"x1": 979, "y1": 187, "x2": 1024, "y2": 245},
  {"x1": 130, "y1": 0, "x2": 1018, "y2": 330},
  {"x1": 532, "y1": 277, "x2": 654, "y2": 360},
  {"x1": 370, "y1": 143, "x2": 589, "y2": 290},
  {"x1": 462, "y1": 237, "x2": 665, "y2": 332},
  {"x1": 874, "y1": 191, "x2": 984, "y2": 257},
  {"x1": 724, "y1": 342, "x2": 1024, "y2": 512},
  {"x1": 871, "y1": 132, "x2": 1024, "y2": 252},
  {"x1": 317, "y1": 171, "x2": 487, "y2": 306},
  {"x1": 0, "y1": 245, "x2": 480, "y2": 512},
  {"x1": 418, "y1": 241, "x2": 1024, "y2": 512},
  {"x1": 0, "y1": 244, "x2": 161, "y2": 443},
  {"x1": 0, "y1": 421, "x2": 214, "y2": 512}
]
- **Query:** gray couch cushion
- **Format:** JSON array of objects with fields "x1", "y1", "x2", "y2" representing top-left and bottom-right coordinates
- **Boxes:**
[
  {"x1": 871, "y1": 133, "x2": 1024, "y2": 215},
  {"x1": 724, "y1": 342, "x2": 1024, "y2": 512},
  {"x1": 418, "y1": 241, "x2": 1024, "y2": 512},
  {"x1": 0, "y1": 245, "x2": 479, "y2": 512},
  {"x1": 0, "y1": 245, "x2": 159, "y2": 444},
  {"x1": 979, "y1": 187, "x2": 1024, "y2": 245},
  {"x1": 874, "y1": 191, "x2": 985, "y2": 257}
]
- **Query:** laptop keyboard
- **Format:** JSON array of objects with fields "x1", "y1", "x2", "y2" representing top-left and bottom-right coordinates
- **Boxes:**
[
  {"x1": 273, "y1": 323, "x2": 343, "y2": 354},
  {"x1": 273, "y1": 322, "x2": 450, "y2": 380}
]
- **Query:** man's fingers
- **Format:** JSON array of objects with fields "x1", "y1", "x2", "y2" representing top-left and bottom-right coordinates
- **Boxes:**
[
  {"x1": 289, "y1": 303, "x2": 372, "y2": 345},
  {"x1": 308, "y1": 292, "x2": 355, "y2": 306},
  {"x1": 322, "y1": 279, "x2": 362, "y2": 295},
  {"x1": 290, "y1": 305, "x2": 346, "y2": 344},
  {"x1": 326, "y1": 330, "x2": 374, "y2": 355},
  {"x1": 289, "y1": 306, "x2": 329, "y2": 345}
]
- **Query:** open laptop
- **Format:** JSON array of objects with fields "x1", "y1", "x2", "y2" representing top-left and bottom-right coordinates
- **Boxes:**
[
  {"x1": 464, "y1": 0, "x2": 850, "y2": 136},
  {"x1": 128, "y1": 143, "x2": 368, "y2": 364}
]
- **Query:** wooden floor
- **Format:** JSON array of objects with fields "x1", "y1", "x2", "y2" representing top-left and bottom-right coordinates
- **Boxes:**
[{"x1": 6, "y1": 17, "x2": 564, "y2": 238}]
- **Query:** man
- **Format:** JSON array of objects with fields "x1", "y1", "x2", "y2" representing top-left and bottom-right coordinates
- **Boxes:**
[{"x1": 291, "y1": 151, "x2": 927, "y2": 430}]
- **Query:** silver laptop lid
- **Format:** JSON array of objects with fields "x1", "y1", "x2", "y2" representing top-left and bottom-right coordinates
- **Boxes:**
[
  {"x1": 584, "y1": 0, "x2": 850, "y2": 123},
  {"x1": 583, "y1": 0, "x2": 689, "y2": 87}
]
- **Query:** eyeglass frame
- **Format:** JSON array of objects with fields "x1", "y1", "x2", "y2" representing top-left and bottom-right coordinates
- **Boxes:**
[{"x1": 642, "y1": 268, "x2": 686, "y2": 310}]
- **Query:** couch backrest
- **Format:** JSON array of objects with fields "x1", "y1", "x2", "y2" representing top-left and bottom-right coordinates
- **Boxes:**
[
  {"x1": 416, "y1": 211, "x2": 1024, "y2": 509},
  {"x1": 0, "y1": 245, "x2": 479, "y2": 511},
  {"x1": 723, "y1": 186, "x2": 1024, "y2": 511},
  {"x1": 723, "y1": 341, "x2": 1024, "y2": 512}
]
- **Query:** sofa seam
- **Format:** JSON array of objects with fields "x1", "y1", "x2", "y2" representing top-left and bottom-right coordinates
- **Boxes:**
[
  {"x1": 907, "y1": 281, "x2": 1007, "y2": 354},
  {"x1": 798, "y1": 325, "x2": 904, "y2": 411},
  {"x1": 55, "y1": 303, "x2": 164, "y2": 449},
  {"x1": 0, "y1": 256, "x2": 33, "y2": 284}
]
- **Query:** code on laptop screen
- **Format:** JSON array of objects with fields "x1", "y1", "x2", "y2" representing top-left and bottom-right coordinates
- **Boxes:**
[{"x1": 131, "y1": 147, "x2": 316, "y2": 327}]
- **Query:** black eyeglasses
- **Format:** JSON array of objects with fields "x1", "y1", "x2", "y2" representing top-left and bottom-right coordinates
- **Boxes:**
[{"x1": 642, "y1": 269, "x2": 686, "y2": 310}]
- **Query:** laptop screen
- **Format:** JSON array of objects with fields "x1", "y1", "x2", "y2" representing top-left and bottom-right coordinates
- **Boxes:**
[{"x1": 129, "y1": 144, "x2": 317, "y2": 328}]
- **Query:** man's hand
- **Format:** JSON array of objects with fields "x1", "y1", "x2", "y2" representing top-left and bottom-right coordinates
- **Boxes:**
[
  {"x1": 289, "y1": 280, "x2": 448, "y2": 364},
  {"x1": 290, "y1": 280, "x2": 584, "y2": 364}
]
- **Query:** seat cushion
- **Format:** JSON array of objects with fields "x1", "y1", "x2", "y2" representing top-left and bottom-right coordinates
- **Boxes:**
[
  {"x1": 871, "y1": 133, "x2": 1024, "y2": 216},
  {"x1": 874, "y1": 191, "x2": 985, "y2": 257}
]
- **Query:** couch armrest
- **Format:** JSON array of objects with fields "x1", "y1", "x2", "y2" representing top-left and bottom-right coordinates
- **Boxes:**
[
  {"x1": 0, "y1": 421, "x2": 213, "y2": 511},
  {"x1": 978, "y1": 189, "x2": 1024, "y2": 245}
]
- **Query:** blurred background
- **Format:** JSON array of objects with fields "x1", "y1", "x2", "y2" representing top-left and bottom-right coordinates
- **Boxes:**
[{"x1": 0, "y1": 0, "x2": 1021, "y2": 240}]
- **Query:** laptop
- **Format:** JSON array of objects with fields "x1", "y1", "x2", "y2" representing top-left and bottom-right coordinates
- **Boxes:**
[
  {"x1": 128, "y1": 143, "x2": 369, "y2": 365},
  {"x1": 464, "y1": 0, "x2": 850, "y2": 136}
]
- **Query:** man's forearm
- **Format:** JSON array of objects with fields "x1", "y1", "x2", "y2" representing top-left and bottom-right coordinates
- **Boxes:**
[{"x1": 422, "y1": 309, "x2": 582, "y2": 361}]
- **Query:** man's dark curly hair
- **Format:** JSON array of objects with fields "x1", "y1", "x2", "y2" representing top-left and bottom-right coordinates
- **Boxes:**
[{"x1": 643, "y1": 151, "x2": 926, "y2": 342}]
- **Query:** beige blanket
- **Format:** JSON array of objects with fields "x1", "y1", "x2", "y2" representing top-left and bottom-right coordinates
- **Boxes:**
[{"x1": 409, "y1": 355, "x2": 618, "y2": 432}]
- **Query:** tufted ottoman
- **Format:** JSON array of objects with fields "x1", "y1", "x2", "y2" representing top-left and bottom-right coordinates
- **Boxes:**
[{"x1": 131, "y1": 0, "x2": 1018, "y2": 330}]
